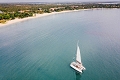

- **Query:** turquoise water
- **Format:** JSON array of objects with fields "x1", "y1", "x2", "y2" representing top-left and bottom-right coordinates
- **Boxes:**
[{"x1": 0, "y1": 9, "x2": 120, "y2": 80}]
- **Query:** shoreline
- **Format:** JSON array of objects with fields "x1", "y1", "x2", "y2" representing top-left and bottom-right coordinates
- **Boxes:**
[{"x1": 0, "y1": 10, "x2": 83, "y2": 27}]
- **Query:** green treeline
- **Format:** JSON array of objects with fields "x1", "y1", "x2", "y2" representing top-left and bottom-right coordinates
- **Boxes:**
[
  {"x1": 0, "y1": 12, "x2": 33, "y2": 23},
  {"x1": 0, "y1": 12, "x2": 33, "y2": 20},
  {"x1": 0, "y1": 3, "x2": 120, "y2": 23}
]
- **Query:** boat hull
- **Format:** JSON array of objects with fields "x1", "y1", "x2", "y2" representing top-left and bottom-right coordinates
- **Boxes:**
[{"x1": 70, "y1": 62, "x2": 85, "y2": 73}]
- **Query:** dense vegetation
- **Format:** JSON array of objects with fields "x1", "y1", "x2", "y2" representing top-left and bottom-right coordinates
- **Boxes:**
[{"x1": 0, "y1": 3, "x2": 120, "y2": 23}]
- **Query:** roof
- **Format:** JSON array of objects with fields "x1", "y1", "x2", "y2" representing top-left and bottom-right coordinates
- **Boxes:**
[{"x1": 0, "y1": 11, "x2": 3, "y2": 13}]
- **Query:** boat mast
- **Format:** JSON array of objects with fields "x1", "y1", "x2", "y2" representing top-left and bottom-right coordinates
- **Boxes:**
[{"x1": 76, "y1": 41, "x2": 82, "y2": 64}]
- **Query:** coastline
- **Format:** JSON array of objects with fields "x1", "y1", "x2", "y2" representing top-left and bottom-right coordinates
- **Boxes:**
[{"x1": 0, "y1": 10, "x2": 82, "y2": 27}]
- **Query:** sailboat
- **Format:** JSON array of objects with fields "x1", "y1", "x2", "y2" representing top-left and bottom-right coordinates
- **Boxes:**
[{"x1": 70, "y1": 42, "x2": 86, "y2": 73}]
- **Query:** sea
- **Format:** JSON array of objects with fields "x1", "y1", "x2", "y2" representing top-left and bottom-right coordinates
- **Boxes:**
[{"x1": 0, "y1": 9, "x2": 120, "y2": 80}]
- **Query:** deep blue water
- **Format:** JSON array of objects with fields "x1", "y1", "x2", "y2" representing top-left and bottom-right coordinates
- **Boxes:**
[{"x1": 0, "y1": 9, "x2": 120, "y2": 80}]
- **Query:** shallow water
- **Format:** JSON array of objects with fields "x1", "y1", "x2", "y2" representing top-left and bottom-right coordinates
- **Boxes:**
[{"x1": 0, "y1": 9, "x2": 120, "y2": 80}]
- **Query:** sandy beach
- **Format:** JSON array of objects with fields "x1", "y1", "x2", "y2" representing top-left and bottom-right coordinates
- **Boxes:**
[{"x1": 0, "y1": 10, "x2": 81, "y2": 27}]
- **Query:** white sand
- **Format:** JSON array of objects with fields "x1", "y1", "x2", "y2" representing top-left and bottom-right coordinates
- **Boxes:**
[{"x1": 0, "y1": 10, "x2": 82, "y2": 27}]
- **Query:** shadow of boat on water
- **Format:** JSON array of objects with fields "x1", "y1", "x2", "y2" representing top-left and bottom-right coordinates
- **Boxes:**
[
  {"x1": 75, "y1": 70, "x2": 85, "y2": 80},
  {"x1": 75, "y1": 72, "x2": 82, "y2": 80}
]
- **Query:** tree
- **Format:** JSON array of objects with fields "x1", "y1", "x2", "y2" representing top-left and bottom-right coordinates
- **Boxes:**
[
  {"x1": 3, "y1": 13, "x2": 10, "y2": 20},
  {"x1": 0, "y1": 14, "x2": 3, "y2": 20},
  {"x1": 9, "y1": 13, "x2": 15, "y2": 20}
]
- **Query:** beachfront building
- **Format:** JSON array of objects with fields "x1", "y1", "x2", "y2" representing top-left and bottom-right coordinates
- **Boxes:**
[
  {"x1": 70, "y1": 6, "x2": 79, "y2": 9},
  {"x1": 49, "y1": 7, "x2": 65, "y2": 12},
  {"x1": 49, "y1": 8, "x2": 58, "y2": 12},
  {"x1": 38, "y1": 8, "x2": 42, "y2": 11}
]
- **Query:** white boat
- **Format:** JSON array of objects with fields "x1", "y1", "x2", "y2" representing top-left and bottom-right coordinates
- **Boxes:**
[{"x1": 70, "y1": 42, "x2": 86, "y2": 73}]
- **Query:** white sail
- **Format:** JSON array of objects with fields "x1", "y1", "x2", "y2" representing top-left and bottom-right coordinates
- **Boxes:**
[{"x1": 76, "y1": 45, "x2": 81, "y2": 63}]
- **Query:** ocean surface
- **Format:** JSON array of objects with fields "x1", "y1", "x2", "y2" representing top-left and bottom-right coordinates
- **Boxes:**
[{"x1": 0, "y1": 9, "x2": 120, "y2": 80}]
